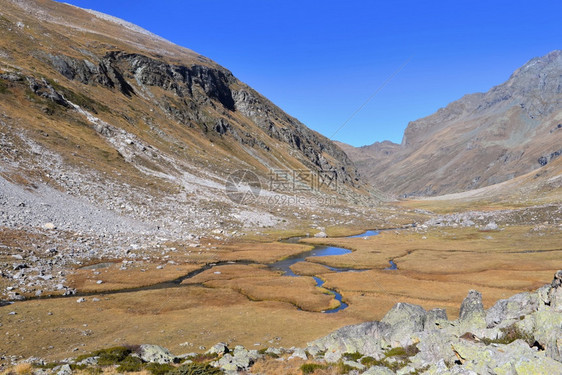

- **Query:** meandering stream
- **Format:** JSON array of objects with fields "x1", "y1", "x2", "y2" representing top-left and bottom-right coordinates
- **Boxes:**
[
  {"x1": 3, "y1": 229, "x2": 398, "y2": 313},
  {"x1": 271, "y1": 230, "x2": 380, "y2": 313}
]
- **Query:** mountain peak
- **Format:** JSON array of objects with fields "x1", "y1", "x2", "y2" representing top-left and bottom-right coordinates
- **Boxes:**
[{"x1": 344, "y1": 50, "x2": 562, "y2": 197}]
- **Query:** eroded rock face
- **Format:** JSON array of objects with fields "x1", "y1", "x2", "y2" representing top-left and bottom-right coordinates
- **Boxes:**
[
  {"x1": 381, "y1": 302, "x2": 427, "y2": 346},
  {"x1": 486, "y1": 291, "x2": 539, "y2": 328},
  {"x1": 45, "y1": 51, "x2": 361, "y2": 190},
  {"x1": 548, "y1": 270, "x2": 562, "y2": 311},
  {"x1": 342, "y1": 50, "x2": 562, "y2": 197},
  {"x1": 309, "y1": 321, "x2": 390, "y2": 362},
  {"x1": 426, "y1": 308, "x2": 448, "y2": 329},
  {"x1": 458, "y1": 290, "x2": 486, "y2": 329}
]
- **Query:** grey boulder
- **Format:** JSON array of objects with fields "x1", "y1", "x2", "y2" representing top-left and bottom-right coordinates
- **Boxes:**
[{"x1": 139, "y1": 344, "x2": 177, "y2": 364}]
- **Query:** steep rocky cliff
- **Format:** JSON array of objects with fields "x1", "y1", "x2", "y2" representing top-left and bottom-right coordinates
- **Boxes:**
[{"x1": 0, "y1": 0, "x2": 370, "y2": 242}]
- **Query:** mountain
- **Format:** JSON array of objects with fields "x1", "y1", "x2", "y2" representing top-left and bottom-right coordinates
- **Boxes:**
[
  {"x1": 0, "y1": 0, "x2": 371, "y2": 239},
  {"x1": 341, "y1": 50, "x2": 562, "y2": 197}
]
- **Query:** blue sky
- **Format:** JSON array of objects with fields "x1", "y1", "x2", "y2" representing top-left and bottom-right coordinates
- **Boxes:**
[{"x1": 62, "y1": 0, "x2": 561, "y2": 147}]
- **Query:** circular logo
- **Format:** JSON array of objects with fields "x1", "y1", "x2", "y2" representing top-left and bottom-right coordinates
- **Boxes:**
[{"x1": 225, "y1": 169, "x2": 261, "y2": 204}]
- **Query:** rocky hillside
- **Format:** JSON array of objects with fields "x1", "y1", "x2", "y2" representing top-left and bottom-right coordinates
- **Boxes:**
[
  {"x1": 340, "y1": 50, "x2": 562, "y2": 197},
  {"x1": 0, "y1": 0, "x2": 371, "y2": 236}
]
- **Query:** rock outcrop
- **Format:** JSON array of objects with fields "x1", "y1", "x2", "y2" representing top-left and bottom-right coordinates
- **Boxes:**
[{"x1": 305, "y1": 271, "x2": 562, "y2": 373}]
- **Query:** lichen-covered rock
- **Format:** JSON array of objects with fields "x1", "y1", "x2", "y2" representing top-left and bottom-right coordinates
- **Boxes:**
[
  {"x1": 343, "y1": 359, "x2": 365, "y2": 370},
  {"x1": 410, "y1": 330, "x2": 457, "y2": 369},
  {"x1": 548, "y1": 270, "x2": 562, "y2": 311},
  {"x1": 288, "y1": 348, "x2": 307, "y2": 360},
  {"x1": 206, "y1": 342, "x2": 229, "y2": 356},
  {"x1": 139, "y1": 344, "x2": 177, "y2": 364},
  {"x1": 213, "y1": 345, "x2": 261, "y2": 372},
  {"x1": 305, "y1": 344, "x2": 322, "y2": 357},
  {"x1": 426, "y1": 308, "x2": 448, "y2": 329},
  {"x1": 381, "y1": 302, "x2": 426, "y2": 346},
  {"x1": 486, "y1": 291, "x2": 539, "y2": 328},
  {"x1": 451, "y1": 339, "x2": 562, "y2": 374},
  {"x1": 55, "y1": 364, "x2": 72, "y2": 375},
  {"x1": 523, "y1": 309, "x2": 562, "y2": 362},
  {"x1": 362, "y1": 366, "x2": 395, "y2": 375},
  {"x1": 458, "y1": 290, "x2": 486, "y2": 329},
  {"x1": 310, "y1": 321, "x2": 389, "y2": 362}
]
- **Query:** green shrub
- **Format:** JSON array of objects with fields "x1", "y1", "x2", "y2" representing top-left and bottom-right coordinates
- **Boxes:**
[
  {"x1": 409, "y1": 365, "x2": 431, "y2": 375},
  {"x1": 336, "y1": 361, "x2": 355, "y2": 374},
  {"x1": 384, "y1": 344, "x2": 419, "y2": 358},
  {"x1": 481, "y1": 324, "x2": 534, "y2": 346},
  {"x1": 116, "y1": 356, "x2": 143, "y2": 372},
  {"x1": 92, "y1": 346, "x2": 132, "y2": 366},
  {"x1": 145, "y1": 362, "x2": 175, "y2": 375},
  {"x1": 190, "y1": 353, "x2": 218, "y2": 363},
  {"x1": 167, "y1": 362, "x2": 222, "y2": 375},
  {"x1": 300, "y1": 363, "x2": 327, "y2": 374},
  {"x1": 343, "y1": 351, "x2": 362, "y2": 361},
  {"x1": 361, "y1": 356, "x2": 384, "y2": 367},
  {"x1": 0, "y1": 80, "x2": 8, "y2": 94}
]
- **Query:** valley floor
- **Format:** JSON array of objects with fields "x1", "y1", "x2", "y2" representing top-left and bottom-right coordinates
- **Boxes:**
[{"x1": 1, "y1": 201, "x2": 561, "y2": 367}]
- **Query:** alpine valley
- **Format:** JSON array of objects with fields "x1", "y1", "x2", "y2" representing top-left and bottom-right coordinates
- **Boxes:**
[{"x1": 0, "y1": 1, "x2": 561, "y2": 374}]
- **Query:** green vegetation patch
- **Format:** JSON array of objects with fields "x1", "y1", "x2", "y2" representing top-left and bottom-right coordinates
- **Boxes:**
[
  {"x1": 300, "y1": 363, "x2": 328, "y2": 374},
  {"x1": 0, "y1": 79, "x2": 9, "y2": 94},
  {"x1": 47, "y1": 78, "x2": 109, "y2": 113},
  {"x1": 342, "y1": 351, "x2": 363, "y2": 361},
  {"x1": 145, "y1": 362, "x2": 176, "y2": 375},
  {"x1": 384, "y1": 344, "x2": 419, "y2": 358},
  {"x1": 358, "y1": 345, "x2": 419, "y2": 372},
  {"x1": 481, "y1": 324, "x2": 534, "y2": 346},
  {"x1": 115, "y1": 356, "x2": 143, "y2": 373},
  {"x1": 167, "y1": 362, "x2": 222, "y2": 375},
  {"x1": 84, "y1": 346, "x2": 133, "y2": 366},
  {"x1": 190, "y1": 352, "x2": 219, "y2": 363}
]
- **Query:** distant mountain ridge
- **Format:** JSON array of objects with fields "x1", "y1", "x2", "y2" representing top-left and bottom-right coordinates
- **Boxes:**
[{"x1": 339, "y1": 50, "x2": 562, "y2": 197}]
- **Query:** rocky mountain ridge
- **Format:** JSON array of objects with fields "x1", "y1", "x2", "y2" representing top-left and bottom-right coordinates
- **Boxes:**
[
  {"x1": 0, "y1": 0, "x2": 370, "y2": 240},
  {"x1": 340, "y1": 50, "x2": 562, "y2": 197},
  {"x1": 0, "y1": 0, "x2": 379, "y2": 302}
]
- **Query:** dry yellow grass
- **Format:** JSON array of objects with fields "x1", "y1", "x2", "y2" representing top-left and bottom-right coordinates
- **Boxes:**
[
  {"x1": 69, "y1": 263, "x2": 203, "y2": 293},
  {"x1": 1, "y1": 224, "x2": 560, "y2": 364},
  {"x1": 1, "y1": 363, "x2": 32, "y2": 375},
  {"x1": 293, "y1": 225, "x2": 562, "y2": 320},
  {"x1": 0, "y1": 285, "x2": 359, "y2": 363},
  {"x1": 248, "y1": 357, "x2": 308, "y2": 375},
  {"x1": 216, "y1": 242, "x2": 314, "y2": 263},
  {"x1": 290, "y1": 261, "x2": 335, "y2": 276},
  {"x1": 183, "y1": 264, "x2": 339, "y2": 312}
]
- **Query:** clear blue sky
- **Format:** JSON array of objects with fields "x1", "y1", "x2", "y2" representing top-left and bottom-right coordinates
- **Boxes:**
[{"x1": 62, "y1": 0, "x2": 561, "y2": 147}]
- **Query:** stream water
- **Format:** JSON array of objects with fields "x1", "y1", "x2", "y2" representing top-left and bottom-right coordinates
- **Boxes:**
[
  {"x1": 271, "y1": 230, "x2": 381, "y2": 313},
  {"x1": 5, "y1": 230, "x2": 399, "y2": 313}
]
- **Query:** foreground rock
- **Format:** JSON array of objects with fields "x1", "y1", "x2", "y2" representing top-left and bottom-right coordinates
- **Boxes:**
[{"x1": 306, "y1": 270, "x2": 562, "y2": 373}]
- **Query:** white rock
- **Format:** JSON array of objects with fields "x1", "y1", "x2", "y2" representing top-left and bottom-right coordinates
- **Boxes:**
[{"x1": 44, "y1": 223, "x2": 56, "y2": 230}]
